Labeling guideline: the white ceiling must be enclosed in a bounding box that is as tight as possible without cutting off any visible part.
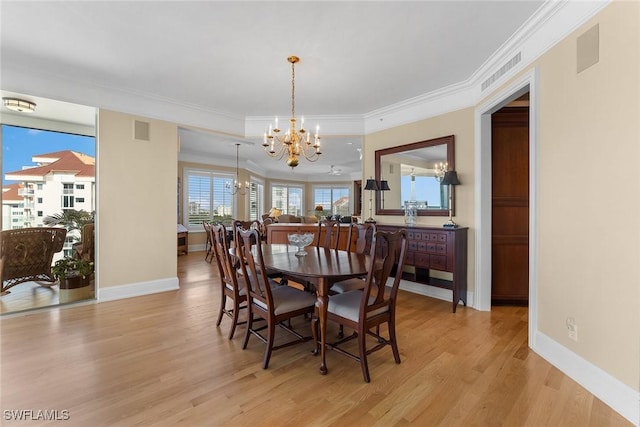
[0,1,546,181]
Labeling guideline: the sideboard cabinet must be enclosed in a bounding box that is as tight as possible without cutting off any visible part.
[377,225,468,312]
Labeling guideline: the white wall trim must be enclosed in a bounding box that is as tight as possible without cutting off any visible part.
[97,277,179,303]
[534,331,640,426]
[399,279,473,311]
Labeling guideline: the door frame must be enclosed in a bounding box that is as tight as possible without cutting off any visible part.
[474,68,539,347]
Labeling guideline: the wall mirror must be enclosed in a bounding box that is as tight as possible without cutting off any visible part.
[374,135,454,216]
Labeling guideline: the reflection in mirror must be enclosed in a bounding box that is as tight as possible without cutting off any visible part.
[375,135,454,217]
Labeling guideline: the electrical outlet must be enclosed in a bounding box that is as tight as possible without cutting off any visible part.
[566,317,578,341]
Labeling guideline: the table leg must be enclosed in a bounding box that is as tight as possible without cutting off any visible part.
[316,278,328,375]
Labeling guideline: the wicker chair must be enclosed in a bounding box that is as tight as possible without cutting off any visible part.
[1,227,67,295]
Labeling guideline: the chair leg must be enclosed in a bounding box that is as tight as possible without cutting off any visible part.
[262,319,276,369]
[228,299,240,340]
[216,294,227,327]
[358,327,371,383]
[388,321,401,364]
[242,310,253,349]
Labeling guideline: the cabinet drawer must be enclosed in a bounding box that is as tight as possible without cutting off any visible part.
[408,241,418,251]
[405,251,415,265]
[413,253,430,268]
[430,255,447,270]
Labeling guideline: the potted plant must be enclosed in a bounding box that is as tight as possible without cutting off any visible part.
[52,257,93,290]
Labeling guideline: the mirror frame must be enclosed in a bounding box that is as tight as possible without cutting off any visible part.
[374,135,455,217]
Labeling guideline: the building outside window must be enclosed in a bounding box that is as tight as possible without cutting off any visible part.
[184,168,235,230]
[313,185,351,217]
[271,184,303,215]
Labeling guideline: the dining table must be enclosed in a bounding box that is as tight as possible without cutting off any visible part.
[255,243,369,375]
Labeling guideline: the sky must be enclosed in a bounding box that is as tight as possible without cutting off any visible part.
[2,125,95,185]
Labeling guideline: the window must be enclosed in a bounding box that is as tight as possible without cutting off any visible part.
[249,179,265,221]
[76,197,85,203]
[37,184,43,190]
[37,197,43,203]
[76,184,84,190]
[314,186,351,217]
[62,195,74,208]
[63,183,74,194]
[271,184,303,215]
[37,211,43,217]
[184,168,235,230]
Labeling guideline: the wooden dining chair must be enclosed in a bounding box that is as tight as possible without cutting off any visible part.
[330,223,376,294]
[313,229,408,382]
[316,219,341,249]
[210,223,247,340]
[236,228,316,369]
[203,221,214,263]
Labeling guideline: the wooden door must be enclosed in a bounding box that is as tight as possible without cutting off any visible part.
[491,106,529,305]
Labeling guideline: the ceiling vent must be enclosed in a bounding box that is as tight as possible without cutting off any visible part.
[481,52,522,92]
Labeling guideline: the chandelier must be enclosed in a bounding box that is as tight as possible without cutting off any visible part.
[262,56,322,168]
[225,143,250,196]
[434,162,448,182]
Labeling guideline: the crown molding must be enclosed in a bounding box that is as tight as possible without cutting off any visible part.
[362,0,611,134]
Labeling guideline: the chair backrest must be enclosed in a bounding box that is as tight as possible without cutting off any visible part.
[236,228,274,310]
[74,222,95,262]
[210,223,242,296]
[359,229,408,321]
[346,223,376,254]
[316,219,341,249]
[1,227,67,291]
[232,219,261,245]
[203,221,212,246]
[260,218,274,241]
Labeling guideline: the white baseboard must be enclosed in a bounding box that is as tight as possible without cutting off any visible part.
[97,277,180,302]
[533,330,639,426]
[189,244,207,253]
[399,279,474,310]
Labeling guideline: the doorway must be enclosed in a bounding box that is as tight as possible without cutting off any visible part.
[474,68,539,346]
[491,97,530,305]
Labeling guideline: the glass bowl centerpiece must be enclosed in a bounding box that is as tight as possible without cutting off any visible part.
[288,233,314,256]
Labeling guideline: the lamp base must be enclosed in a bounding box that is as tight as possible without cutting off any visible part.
[443,221,459,228]
[364,218,377,224]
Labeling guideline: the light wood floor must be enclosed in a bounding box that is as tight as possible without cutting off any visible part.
[0,280,95,314]
[0,252,631,426]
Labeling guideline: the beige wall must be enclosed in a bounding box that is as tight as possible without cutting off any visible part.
[97,110,178,287]
[532,1,639,390]
[363,1,639,391]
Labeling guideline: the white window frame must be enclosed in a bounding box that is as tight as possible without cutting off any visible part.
[270,183,304,216]
[249,176,265,221]
[312,184,352,217]
[183,167,236,231]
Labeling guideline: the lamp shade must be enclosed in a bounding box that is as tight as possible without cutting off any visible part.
[379,180,390,191]
[268,207,282,218]
[364,178,379,191]
[440,171,460,186]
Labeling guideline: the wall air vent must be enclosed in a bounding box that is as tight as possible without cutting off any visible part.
[481,52,522,92]
[134,120,150,141]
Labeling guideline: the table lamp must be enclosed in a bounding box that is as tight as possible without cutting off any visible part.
[379,180,390,209]
[440,171,460,228]
[364,178,379,223]
[268,207,282,220]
